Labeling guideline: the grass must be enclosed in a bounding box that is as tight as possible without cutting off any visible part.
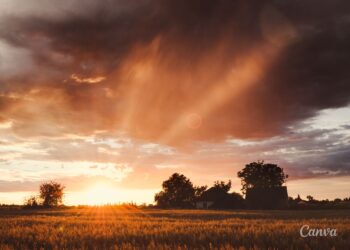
[0,207,349,249]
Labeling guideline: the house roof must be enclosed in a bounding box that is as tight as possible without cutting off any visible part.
[197,187,229,202]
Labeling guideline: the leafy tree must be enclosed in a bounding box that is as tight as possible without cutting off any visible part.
[306,195,314,202]
[39,181,65,207]
[237,161,288,194]
[24,195,40,208]
[155,173,198,208]
[213,180,231,193]
[194,185,207,197]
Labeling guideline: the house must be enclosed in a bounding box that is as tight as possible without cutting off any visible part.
[196,187,227,209]
[245,186,288,209]
[196,200,214,209]
[196,187,244,209]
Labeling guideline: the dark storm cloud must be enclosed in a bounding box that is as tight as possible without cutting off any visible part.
[0,0,349,142]
[1,0,257,80]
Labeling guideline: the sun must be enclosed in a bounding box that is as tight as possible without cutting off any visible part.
[82,183,118,205]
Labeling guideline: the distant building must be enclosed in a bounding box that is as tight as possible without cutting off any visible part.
[196,187,244,209]
[196,187,224,209]
[245,186,288,209]
[196,200,214,209]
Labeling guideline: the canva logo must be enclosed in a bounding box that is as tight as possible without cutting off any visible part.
[300,225,337,237]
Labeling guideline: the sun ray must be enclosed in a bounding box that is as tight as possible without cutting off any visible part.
[157,31,297,145]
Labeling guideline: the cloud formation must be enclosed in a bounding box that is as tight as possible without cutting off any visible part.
[0,1,349,201]
[0,0,349,145]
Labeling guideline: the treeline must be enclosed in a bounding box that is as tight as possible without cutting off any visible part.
[155,173,244,209]
[155,161,290,209]
[288,195,350,210]
[17,161,350,210]
[154,161,350,210]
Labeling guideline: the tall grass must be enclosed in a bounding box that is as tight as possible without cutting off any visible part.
[0,207,349,249]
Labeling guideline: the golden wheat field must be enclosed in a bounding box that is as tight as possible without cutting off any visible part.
[0,207,349,250]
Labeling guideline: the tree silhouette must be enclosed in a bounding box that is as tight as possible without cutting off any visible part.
[39,181,65,207]
[213,180,231,193]
[155,173,203,208]
[237,161,288,194]
[194,185,207,197]
[306,195,314,202]
[24,195,40,208]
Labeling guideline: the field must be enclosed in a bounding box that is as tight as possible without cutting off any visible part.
[0,207,349,250]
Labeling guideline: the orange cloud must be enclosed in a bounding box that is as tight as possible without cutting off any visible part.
[70,74,106,84]
[0,0,349,199]
[0,1,348,146]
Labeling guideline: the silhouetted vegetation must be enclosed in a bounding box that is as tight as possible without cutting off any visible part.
[23,181,65,208]
[289,195,350,209]
[154,174,242,209]
[154,173,206,208]
[40,181,65,207]
[17,163,348,211]
[237,161,288,194]
[237,161,289,209]
[155,161,290,209]
[154,161,348,210]
[213,180,232,193]
[24,195,40,208]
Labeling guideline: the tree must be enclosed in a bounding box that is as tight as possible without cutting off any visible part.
[306,195,314,202]
[39,181,65,207]
[296,194,302,201]
[155,173,198,208]
[24,195,40,208]
[237,161,288,194]
[213,180,231,193]
[194,185,207,197]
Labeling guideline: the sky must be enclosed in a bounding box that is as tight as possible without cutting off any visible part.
[0,0,349,205]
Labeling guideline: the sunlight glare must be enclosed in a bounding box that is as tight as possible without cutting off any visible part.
[82,183,118,205]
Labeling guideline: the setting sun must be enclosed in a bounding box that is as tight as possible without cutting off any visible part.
[81,183,118,205]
